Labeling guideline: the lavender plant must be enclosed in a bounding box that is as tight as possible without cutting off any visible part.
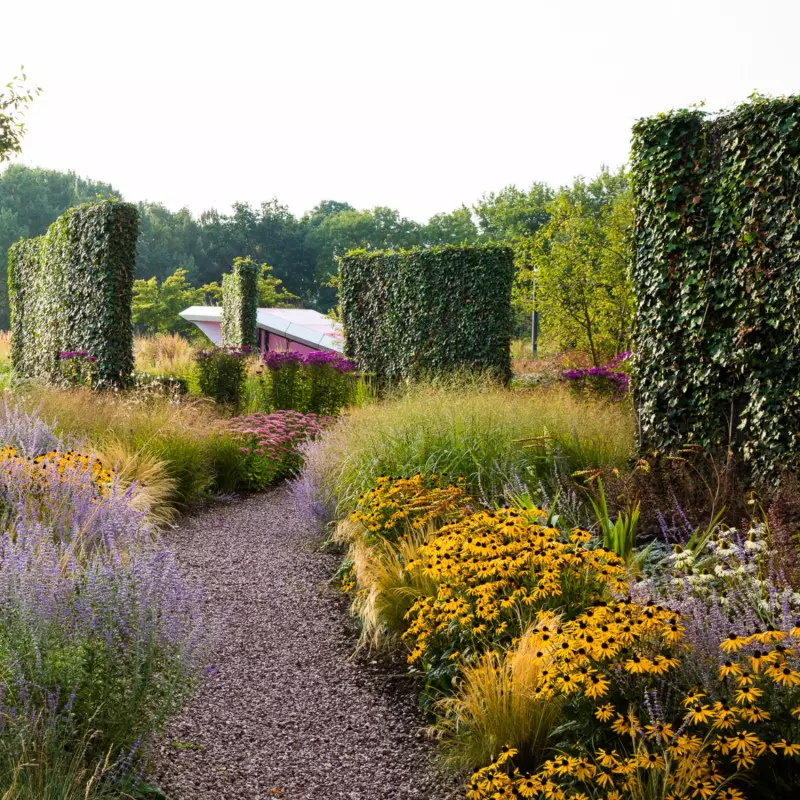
[0,405,205,792]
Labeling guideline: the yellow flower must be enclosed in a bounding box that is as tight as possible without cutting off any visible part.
[686,704,714,726]
[595,704,615,723]
[718,660,743,680]
[720,633,749,652]
[767,664,800,688]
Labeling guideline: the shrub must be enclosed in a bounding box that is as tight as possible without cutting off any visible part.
[302,383,635,518]
[562,350,630,398]
[630,95,800,477]
[57,350,98,387]
[258,349,359,415]
[194,344,251,408]
[339,243,514,384]
[227,410,333,489]
[8,201,138,387]
[221,256,258,348]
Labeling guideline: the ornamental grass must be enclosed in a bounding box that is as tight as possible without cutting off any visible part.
[335,474,800,799]
[302,383,635,518]
[21,387,249,509]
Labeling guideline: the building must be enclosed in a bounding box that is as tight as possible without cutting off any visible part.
[179,306,343,354]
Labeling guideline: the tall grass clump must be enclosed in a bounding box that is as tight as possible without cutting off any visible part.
[434,629,562,772]
[134,332,196,379]
[303,382,635,518]
[21,388,249,510]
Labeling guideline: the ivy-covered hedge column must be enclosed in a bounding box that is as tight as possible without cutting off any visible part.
[339,243,514,384]
[8,200,138,387]
[221,256,258,348]
[630,94,800,476]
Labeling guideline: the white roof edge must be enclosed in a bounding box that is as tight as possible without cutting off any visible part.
[179,306,342,352]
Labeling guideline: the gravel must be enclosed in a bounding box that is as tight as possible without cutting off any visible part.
[149,486,460,800]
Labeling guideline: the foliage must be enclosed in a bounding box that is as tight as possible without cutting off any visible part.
[0,69,40,163]
[434,629,563,773]
[301,383,635,520]
[473,182,554,238]
[132,267,220,335]
[340,244,514,383]
[563,350,631,397]
[221,256,258,348]
[0,167,121,328]
[0,405,203,793]
[227,410,333,489]
[630,94,800,477]
[516,181,634,364]
[21,387,251,510]
[258,349,358,415]
[194,344,251,408]
[8,200,139,387]
[134,332,196,380]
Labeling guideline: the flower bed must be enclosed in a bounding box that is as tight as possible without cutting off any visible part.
[228,410,334,489]
[334,474,800,799]
[0,404,203,795]
[258,349,358,415]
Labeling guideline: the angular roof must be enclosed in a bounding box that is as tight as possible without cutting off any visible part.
[179,306,343,352]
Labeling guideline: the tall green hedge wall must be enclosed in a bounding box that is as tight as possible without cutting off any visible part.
[8,201,139,387]
[221,256,258,348]
[630,95,800,476]
[339,243,514,383]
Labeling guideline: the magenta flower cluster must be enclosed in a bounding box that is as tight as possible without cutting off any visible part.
[563,351,631,395]
[195,344,252,362]
[228,410,334,464]
[262,349,357,374]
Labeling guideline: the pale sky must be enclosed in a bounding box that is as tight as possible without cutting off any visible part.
[2,0,798,222]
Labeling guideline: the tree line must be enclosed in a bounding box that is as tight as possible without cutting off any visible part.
[0,163,632,363]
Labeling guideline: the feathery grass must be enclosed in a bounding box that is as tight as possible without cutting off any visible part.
[433,628,562,772]
[304,382,635,517]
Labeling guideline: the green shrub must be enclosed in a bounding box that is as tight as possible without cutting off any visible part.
[302,383,635,518]
[194,345,251,408]
[257,350,358,415]
[339,243,514,384]
[8,201,138,387]
[630,94,800,476]
[221,256,258,348]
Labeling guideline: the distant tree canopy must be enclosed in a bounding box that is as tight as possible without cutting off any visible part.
[1,164,633,351]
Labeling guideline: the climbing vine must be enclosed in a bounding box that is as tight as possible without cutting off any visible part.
[8,201,138,387]
[221,256,258,348]
[339,244,514,384]
[630,95,800,476]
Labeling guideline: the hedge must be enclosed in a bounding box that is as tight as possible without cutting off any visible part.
[339,243,514,383]
[221,256,258,348]
[8,201,138,387]
[630,94,800,476]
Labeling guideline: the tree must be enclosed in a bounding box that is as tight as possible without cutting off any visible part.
[473,182,554,239]
[421,206,479,245]
[0,69,39,163]
[257,262,298,307]
[132,267,221,335]
[517,187,634,365]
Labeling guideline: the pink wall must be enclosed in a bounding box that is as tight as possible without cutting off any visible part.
[267,332,316,355]
[193,322,317,354]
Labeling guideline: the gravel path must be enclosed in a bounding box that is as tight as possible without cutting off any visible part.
[150,486,459,800]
